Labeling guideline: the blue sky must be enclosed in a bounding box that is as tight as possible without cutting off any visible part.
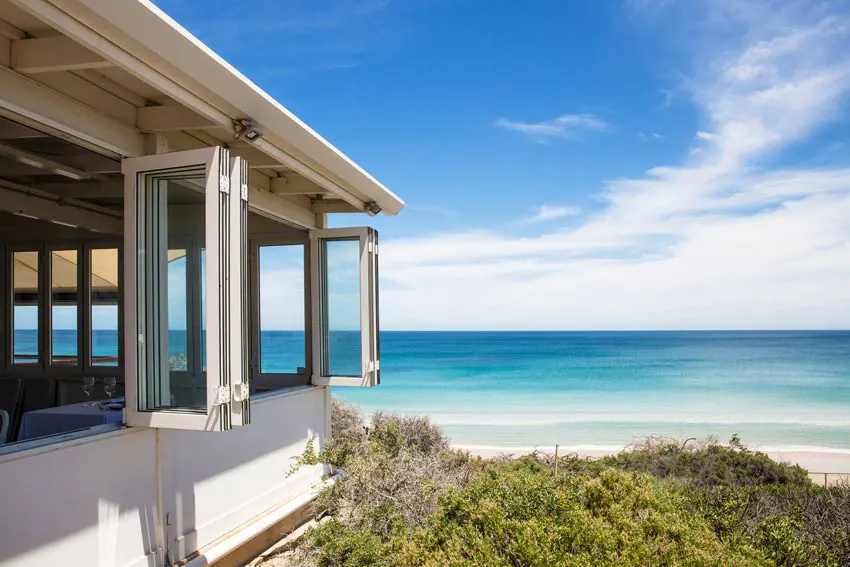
[152,0,850,330]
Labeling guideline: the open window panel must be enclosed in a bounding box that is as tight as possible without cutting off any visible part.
[251,233,311,392]
[123,148,249,431]
[310,227,379,387]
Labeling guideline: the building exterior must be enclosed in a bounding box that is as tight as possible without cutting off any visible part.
[0,1,403,565]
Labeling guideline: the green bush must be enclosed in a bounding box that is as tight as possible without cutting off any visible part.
[391,468,766,567]
[602,435,811,488]
[281,405,850,567]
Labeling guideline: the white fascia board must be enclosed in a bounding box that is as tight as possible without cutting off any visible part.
[11,0,405,216]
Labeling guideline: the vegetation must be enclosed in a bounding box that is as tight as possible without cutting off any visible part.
[280,400,850,567]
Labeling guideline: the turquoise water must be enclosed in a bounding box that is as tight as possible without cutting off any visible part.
[24,329,850,452]
[335,331,850,453]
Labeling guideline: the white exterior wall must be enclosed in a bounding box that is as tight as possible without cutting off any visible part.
[0,386,329,567]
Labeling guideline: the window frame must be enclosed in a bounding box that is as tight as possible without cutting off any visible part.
[7,245,45,374]
[309,227,380,387]
[5,242,123,379]
[250,234,312,391]
[86,244,123,375]
[122,148,250,431]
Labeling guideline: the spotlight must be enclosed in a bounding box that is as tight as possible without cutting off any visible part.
[364,201,382,215]
[233,119,263,143]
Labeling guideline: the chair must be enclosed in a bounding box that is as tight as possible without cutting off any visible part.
[0,378,24,444]
[0,410,10,445]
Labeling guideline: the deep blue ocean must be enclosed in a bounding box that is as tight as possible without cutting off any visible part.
[21,329,850,452]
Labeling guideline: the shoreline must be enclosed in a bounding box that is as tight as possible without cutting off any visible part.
[452,443,850,486]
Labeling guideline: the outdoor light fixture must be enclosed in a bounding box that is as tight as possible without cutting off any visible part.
[233,119,263,142]
[364,201,382,215]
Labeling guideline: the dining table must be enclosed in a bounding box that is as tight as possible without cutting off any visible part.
[17,398,125,441]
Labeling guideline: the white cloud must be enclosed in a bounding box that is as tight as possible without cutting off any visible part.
[516,205,582,225]
[494,114,610,143]
[380,4,850,330]
[639,132,665,141]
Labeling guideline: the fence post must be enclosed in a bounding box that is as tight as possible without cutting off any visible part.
[554,444,559,477]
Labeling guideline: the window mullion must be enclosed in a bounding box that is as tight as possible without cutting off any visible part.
[39,244,47,371]
[155,180,170,408]
[81,244,91,373]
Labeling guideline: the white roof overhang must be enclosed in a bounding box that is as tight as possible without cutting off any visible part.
[0,0,404,222]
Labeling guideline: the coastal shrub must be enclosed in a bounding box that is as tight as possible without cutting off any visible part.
[281,405,849,567]
[296,519,387,567]
[695,484,850,567]
[391,468,766,567]
[296,400,469,539]
[602,435,811,488]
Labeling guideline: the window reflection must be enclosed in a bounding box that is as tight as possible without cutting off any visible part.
[167,249,188,372]
[137,172,207,413]
[51,250,79,366]
[259,244,306,374]
[324,239,362,377]
[13,250,39,365]
[90,248,119,366]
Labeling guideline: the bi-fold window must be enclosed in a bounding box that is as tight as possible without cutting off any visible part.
[123,147,380,432]
[123,147,249,431]
[6,245,121,373]
[310,228,380,387]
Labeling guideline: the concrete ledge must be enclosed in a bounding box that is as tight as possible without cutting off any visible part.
[176,476,336,567]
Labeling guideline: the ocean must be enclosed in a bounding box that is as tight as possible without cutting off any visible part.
[334,331,850,454]
[23,329,850,453]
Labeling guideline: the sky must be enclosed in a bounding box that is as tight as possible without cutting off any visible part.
[149,0,850,330]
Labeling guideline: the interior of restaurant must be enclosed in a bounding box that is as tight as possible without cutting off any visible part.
[0,115,310,446]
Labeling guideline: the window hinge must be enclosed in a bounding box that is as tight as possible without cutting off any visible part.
[241,182,248,201]
[214,386,231,405]
[232,383,250,402]
[219,174,229,193]
[363,360,378,377]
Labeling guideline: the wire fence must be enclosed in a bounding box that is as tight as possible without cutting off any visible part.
[808,472,850,487]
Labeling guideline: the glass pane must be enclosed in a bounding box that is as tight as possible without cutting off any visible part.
[259,244,306,374]
[324,239,361,376]
[13,250,39,365]
[138,170,206,412]
[51,249,78,366]
[90,248,119,366]
[167,250,188,371]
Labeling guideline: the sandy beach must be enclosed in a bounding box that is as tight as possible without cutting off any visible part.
[454,444,850,486]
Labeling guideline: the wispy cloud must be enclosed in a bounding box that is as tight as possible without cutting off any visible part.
[494,114,610,143]
[516,205,582,225]
[380,2,850,330]
[639,132,665,141]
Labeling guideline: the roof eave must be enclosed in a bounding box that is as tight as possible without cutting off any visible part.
[14,0,405,216]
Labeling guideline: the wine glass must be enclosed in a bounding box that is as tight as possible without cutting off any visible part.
[104,377,117,399]
[82,376,96,402]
